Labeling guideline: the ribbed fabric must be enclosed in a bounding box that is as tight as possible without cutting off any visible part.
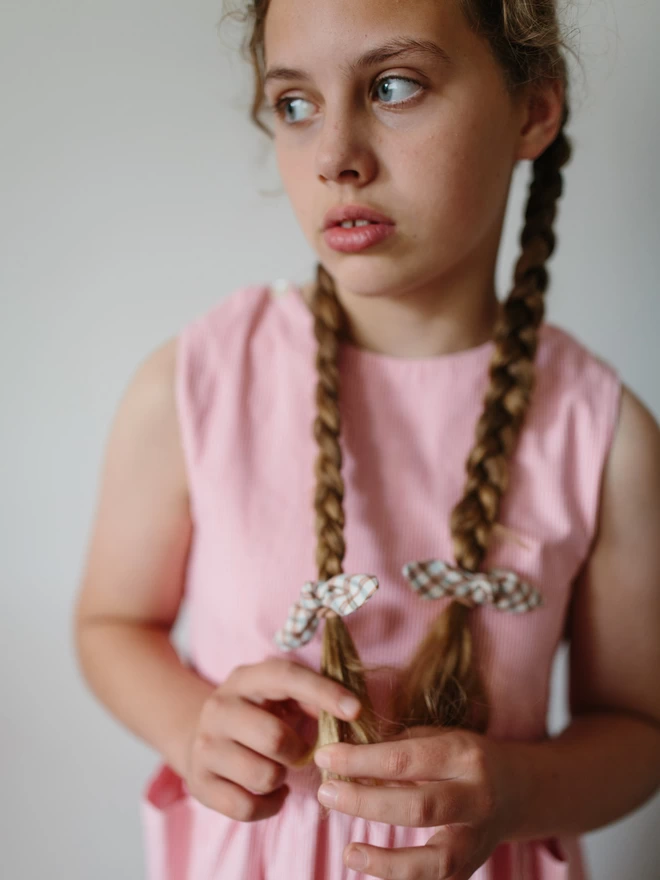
[141,281,622,880]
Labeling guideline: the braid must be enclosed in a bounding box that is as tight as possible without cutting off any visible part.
[237,0,577,757]
[310,263,381,763]
[395,105,573,733]
[311,263,347,581]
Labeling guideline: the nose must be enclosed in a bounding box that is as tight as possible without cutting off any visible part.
[314,107,377,186]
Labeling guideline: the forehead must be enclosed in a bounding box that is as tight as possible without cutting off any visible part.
[264,0,469,67]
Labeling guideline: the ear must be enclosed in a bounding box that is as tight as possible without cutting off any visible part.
[515,78,566,162]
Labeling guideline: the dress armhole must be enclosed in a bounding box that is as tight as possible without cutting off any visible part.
[563,364,622,643]
[173,317,215,525]
[586,368,623,559]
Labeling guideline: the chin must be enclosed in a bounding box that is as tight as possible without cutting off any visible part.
[320,256,414,300]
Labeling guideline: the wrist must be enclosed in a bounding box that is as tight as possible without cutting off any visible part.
[161,676,214,778]
[495,738,536,843]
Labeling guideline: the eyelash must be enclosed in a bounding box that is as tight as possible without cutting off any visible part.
[271,75,424,124]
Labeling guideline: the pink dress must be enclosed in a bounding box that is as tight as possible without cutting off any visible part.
[141,281,622,880]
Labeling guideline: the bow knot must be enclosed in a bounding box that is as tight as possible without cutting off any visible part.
[275,574,379,651]
[402,559,543,613]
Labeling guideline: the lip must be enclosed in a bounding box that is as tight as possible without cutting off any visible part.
[323,222,396,254]
[322,204,395,231]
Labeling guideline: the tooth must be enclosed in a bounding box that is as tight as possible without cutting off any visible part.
[338,219,373,228]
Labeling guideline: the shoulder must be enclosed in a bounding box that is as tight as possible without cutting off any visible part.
[119,336,179,438]
[534,321,622,452]
[110,283,275,507]
[536,322,623,451]
[98,336,188,517]
[175,278,310,395]
[601,383,660,543]
[173,278,287,384]
[172,280,298,468]
[179,282,279,357]
[538,322,619,386]
[107,283,276,496]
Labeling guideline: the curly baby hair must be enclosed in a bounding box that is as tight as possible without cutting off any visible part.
[224,0,574,747]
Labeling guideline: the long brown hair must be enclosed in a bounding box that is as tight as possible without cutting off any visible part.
[225,0,574,744]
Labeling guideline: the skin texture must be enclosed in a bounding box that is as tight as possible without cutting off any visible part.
[74,0,660,877]
[263,0,562,358]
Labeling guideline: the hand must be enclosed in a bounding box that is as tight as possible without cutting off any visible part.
[313,726,523,879]
[185,657,362,822]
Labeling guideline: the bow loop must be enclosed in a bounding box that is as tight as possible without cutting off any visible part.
[402,559,543,613]
[275,573,379,651]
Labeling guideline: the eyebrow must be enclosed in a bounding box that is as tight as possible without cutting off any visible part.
[263,37,451,87]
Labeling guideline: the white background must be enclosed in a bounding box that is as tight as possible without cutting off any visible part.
[1,1,659,877]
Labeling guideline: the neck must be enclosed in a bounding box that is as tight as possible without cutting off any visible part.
[301,264,501,360]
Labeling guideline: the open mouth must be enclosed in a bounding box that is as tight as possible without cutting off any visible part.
[334,219,378,228]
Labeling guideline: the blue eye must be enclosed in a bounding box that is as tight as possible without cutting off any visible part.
[373,76,421,104]
[274,97,314,124]
[272,75,422,126]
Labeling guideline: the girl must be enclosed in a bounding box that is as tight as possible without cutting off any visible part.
[74,0,660,878]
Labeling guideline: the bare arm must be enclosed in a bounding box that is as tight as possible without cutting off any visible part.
[74,340,363,818]
[74,338,213,777]
[506,384,660,840]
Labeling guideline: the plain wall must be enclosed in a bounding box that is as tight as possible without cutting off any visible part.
[1,1,658,877]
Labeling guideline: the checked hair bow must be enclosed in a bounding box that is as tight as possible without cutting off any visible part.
[401,559,543,613]
[274,573,380,651]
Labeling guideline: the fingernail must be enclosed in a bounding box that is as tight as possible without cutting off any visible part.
[339,696,361,717]
[317,783,338,806]
[314,748,332,769]
[346,848,367,870]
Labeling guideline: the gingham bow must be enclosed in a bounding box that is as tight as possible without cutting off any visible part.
[401,559,543,613]
[274,574,379,651]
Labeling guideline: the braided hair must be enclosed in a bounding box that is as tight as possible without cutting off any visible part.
[396,106,572,731]
[307,108,572,740]
[231,0,575,745]
[309,265,381,753]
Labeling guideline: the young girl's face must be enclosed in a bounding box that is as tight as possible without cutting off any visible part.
[263,0,531,301]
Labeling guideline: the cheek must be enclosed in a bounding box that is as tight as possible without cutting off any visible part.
[398,124,511,239]
[276,147,314,221]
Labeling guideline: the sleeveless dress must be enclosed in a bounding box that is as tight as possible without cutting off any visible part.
[141,280,622,880]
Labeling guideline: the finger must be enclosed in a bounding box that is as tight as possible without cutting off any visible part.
[314,733,464,782]
[342,840,464,880]
[202,739,287,795]
[317,779,474,826]
[298,700,320,718]
[388,725,449,741]
[213,696,309,765]
[263,698,318,728]
[196,774,289,823]
[227,658,362,720]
